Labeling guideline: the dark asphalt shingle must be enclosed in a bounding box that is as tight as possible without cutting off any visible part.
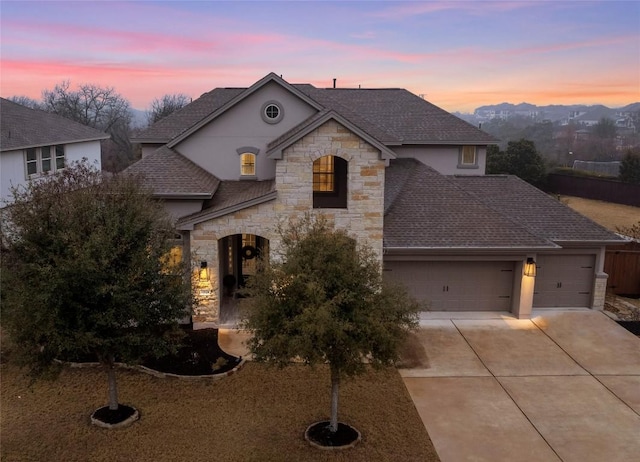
[1,98,109,151]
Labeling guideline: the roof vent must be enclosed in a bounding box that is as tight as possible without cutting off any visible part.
[333,78,336,89]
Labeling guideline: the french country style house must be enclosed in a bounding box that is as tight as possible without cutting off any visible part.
[129,73,625,325]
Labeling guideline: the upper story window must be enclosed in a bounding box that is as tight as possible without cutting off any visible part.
[25,145,65,177]
[313,155,348,209]
[240,153,256,176]
[237,146,259,178]
[261,100,284,124]
[459,146,478,168]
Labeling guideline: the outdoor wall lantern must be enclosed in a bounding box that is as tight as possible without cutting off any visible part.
[524,258,537,277]
[199,261,210,281]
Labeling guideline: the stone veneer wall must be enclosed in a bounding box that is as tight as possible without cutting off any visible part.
[592,272,608,310]
[189,119,386,323]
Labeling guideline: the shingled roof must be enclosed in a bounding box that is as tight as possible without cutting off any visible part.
[176,179,276,229]
[451,175,626,244]
[384,159,553,249]
[384,159,625,249]
[1,98,109,151]
[132,76,496,147]
[124,146,220,198]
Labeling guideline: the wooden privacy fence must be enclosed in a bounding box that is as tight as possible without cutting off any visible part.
[547,173,640,207]
[605,241,640,296]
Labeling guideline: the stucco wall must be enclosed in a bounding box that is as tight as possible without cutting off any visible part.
[175,81,317,181]
[393,145,487,175]
[188,119,385,323]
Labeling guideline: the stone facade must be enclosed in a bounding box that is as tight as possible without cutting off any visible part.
[592,272,609,310]
[189,120,386,323]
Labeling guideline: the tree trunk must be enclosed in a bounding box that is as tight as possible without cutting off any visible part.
[106,356,119,411]
[329,367,340,433]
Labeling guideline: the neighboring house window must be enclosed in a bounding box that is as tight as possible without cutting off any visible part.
[25,145,65,177]
[459,146,478,168]
[237,146,259,178]
[313,155,348,208]
[260,100,284,124]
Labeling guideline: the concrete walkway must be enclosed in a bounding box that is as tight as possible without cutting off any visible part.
[400,310,640,462]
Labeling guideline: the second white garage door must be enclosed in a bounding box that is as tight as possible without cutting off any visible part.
[384,261,515,311]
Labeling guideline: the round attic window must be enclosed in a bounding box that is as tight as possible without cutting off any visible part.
[261,101,284,124]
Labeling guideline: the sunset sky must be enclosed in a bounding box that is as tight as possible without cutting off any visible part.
[1,1,638,113]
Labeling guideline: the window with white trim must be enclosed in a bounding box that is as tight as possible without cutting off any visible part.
[25,145,65,177]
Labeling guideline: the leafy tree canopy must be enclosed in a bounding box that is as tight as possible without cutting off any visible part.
[1,161,193,390]
[241,215,420,432]
[619,149,640,184]
[486,139,547,186]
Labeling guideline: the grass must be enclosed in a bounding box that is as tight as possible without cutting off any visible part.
[560,195,640,231]
[1,361,439,462]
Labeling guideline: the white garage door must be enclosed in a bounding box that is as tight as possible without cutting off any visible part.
[384,261,515,311]
[533,255,595,308]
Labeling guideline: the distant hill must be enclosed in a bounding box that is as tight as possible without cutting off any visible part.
[454,102,640,126]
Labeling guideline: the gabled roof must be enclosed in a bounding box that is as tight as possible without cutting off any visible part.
[266,110,396,160]
[0,98,109,151]
[384,159,554,250]
[124,146,220,199]
[131,88,244,144]
[131,73,497,148]
[166,73,323,148]
[176,179,276,230]
[450,175,626,244]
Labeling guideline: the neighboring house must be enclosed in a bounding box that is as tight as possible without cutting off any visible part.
[129,73,626,325]
[0,98,109,204]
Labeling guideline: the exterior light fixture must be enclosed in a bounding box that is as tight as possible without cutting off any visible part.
[199,261,210,281]
[524,258,537,277]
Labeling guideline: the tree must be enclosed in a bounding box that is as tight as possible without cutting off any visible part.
[486,139,547,186]
[1,161,194,419]
[240,215,419,435]
[42,81,134,172]
[147,93,190,125]
[7,95,42,110]
[619,150,640,184]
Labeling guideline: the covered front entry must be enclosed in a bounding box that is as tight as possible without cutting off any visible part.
[384,260,515,311]
[533,254,595,308]
[218,234,269,325]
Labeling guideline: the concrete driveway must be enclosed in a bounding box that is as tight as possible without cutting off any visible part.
[399,310,640,462]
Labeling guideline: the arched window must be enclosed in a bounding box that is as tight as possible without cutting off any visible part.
[237,146,259,178]
[313,155,348,208]
[240,153,256,176]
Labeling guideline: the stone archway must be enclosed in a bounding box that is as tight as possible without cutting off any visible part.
[218,233,269,325]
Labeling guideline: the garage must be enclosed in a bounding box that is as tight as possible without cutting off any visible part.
[384,261,515,311]
[533,254,595,308]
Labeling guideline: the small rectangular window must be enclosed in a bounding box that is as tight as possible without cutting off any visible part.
[461,146,476,165]
[41,146,52,172]
[55,146,65,169]
[26,148,37,175]
[240,153,256,176]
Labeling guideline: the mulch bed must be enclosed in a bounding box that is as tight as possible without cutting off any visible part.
[306,421,360,447]
[141,328,240,376]
[617,321,640,336]
[92,404,137,425]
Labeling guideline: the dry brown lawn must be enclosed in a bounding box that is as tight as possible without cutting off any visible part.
[560,195,640,231]
[1,362,439,462]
